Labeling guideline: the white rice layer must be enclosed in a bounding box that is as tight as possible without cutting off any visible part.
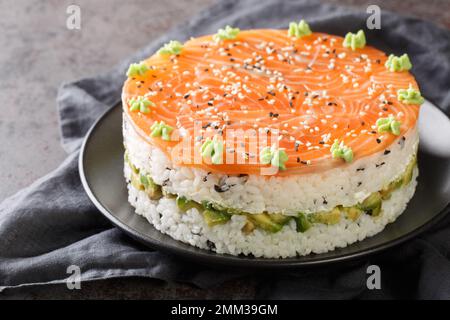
[124,115,419,214]
[125,165,418,258]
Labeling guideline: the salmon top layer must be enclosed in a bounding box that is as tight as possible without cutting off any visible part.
[122,29,421,176]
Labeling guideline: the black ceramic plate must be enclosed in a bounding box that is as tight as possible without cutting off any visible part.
[79,101,450,268]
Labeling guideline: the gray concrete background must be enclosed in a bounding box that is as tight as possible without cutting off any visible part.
[0,0,449,299]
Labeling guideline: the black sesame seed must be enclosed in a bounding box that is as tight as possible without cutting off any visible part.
[376,162,386,168]
[206,240,216,250]
[376,138,382,144]
[384,150,391,155]
[214,184,230,193]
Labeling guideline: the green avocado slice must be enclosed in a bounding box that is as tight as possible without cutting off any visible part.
[343,206,363,221]
[176,196,202,212]
[380,177,403,200]
[202,209,231,226]
[269,213,292,225]
[140,174,162,200]
[295,212,312,232]
[248,213,283,233]
[402,156,417,186]
[309,207,341,225]
[360,192,382,216]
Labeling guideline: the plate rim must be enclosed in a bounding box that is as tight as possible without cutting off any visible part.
[79,102,450,268]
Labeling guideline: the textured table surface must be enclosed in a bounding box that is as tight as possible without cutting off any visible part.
[1,0,449,299]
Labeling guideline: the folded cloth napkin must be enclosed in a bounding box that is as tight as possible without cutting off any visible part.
[1,0,450,298]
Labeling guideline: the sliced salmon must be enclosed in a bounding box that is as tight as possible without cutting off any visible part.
[122,29,420,175]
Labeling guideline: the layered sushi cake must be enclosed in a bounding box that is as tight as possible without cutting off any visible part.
[122,23,423,258]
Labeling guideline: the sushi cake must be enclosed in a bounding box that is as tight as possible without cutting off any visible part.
[122,23,423,258]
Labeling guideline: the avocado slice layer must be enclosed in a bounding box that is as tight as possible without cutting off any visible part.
[125,152,417,233]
